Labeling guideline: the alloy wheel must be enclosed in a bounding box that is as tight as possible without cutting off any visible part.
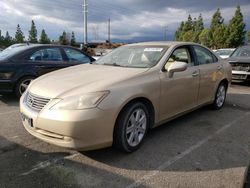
[126,108,147,147]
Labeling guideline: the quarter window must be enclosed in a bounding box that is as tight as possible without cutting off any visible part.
[194,46,216,65]
[29,48,63,61]
[64,48,91,63]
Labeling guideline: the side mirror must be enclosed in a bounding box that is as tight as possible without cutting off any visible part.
[166,61,188,78]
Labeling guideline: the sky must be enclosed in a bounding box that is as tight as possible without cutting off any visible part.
[0,0,249,43]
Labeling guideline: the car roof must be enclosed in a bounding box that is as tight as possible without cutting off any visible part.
[15,44,76,50]
[126,41,196,47]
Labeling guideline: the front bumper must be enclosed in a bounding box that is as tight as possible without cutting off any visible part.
[232,70,250,81]
[20,95,116,150]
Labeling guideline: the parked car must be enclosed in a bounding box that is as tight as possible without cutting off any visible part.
[215,48,235,59]
[0,44,95,97]
[227,46,250,81]
[20,42,231,152]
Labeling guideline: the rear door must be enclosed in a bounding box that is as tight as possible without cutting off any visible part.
[192,45,224,105]
[159,45,200,121]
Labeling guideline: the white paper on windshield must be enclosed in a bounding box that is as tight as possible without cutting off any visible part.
[144,48,163,52]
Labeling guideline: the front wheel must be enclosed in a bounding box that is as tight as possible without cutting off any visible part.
[212,83,227,110]
[15,76,35,98]
[113,102,150,152]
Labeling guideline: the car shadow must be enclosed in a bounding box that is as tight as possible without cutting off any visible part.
[82,93,250,172]
[232,81,250,87]
[0,94,19,107]
[0,136,137,188]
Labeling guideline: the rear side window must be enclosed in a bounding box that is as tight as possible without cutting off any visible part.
[63,48,91,63]
[194,46,217,65]
[29,48,63,61]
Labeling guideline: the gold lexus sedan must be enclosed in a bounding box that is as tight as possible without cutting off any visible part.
[20,42,232,152]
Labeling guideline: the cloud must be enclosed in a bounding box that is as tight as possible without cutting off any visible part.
[0,0,249,42]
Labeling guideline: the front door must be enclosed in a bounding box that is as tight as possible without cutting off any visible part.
[159,46,200,121]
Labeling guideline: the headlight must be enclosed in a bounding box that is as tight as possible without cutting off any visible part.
[50,91,109,110]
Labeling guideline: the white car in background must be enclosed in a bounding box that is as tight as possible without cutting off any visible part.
[216,48,235,59]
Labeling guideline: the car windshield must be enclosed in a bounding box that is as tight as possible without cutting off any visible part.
[95,46,168,68]
[216,49,234,56]
[0,46,28,61]
[231,46,250,57]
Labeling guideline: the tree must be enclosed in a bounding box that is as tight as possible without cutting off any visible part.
[4,31,13,47]
[213,25,227,48]
[181,15,195,42]
[226,6,246,47]
[199,29,211,47]
[0,30,3,46]
[247,30,250,44]
[28,20,38,43]
[182,30,194,42]
[15,24,25,43]
[210,8,225,48]
[59,31,68,45]
[183,15,193,32]
[71,31,76,46]
[175,21,184,41]
[194,14,204,43]
[39,29,50,44]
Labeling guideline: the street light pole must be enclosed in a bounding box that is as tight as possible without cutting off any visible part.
[83,0,88,44]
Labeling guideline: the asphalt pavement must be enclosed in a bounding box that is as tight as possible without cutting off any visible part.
[0,83,250,188]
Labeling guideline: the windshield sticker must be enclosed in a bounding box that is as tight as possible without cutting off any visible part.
[144,48,163,52]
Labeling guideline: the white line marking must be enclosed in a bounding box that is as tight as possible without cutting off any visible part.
[21,153,80,176]
[126,112,250,188]
[0,110,19,116]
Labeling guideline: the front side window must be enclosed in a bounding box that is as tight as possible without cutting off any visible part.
[29,48,63,61]
[194,46,215,65]
[96,46,168,68]
[64,48,91,63]
[165,47,192,69]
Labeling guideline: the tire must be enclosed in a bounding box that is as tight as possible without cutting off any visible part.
[113,102,150,153]
[15,76,35,98]
[212,82,227,110]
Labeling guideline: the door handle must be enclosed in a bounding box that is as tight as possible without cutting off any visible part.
[217,65,222,70]
[192,71,199,77]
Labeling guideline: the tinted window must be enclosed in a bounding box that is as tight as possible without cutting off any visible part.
[194,46,215,65]
[29,48,63,61]
[64,48,90,63]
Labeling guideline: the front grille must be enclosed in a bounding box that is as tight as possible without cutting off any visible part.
[231,63,250,72]
[25,92,51,112]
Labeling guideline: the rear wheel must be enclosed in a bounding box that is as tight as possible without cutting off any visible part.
[212,83,227,110]
[15,76,35,98]
[113,102,150,152]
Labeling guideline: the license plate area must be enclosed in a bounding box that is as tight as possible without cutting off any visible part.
[21,113,33,128]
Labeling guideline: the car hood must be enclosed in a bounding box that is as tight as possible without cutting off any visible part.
[228,57,250,64]
[29,64,149,98]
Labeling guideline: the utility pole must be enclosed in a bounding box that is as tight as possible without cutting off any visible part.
[108,18,111,43]
[83,0,88,44]
[164,26,167,41]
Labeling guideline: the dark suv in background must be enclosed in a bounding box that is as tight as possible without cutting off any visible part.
[228,46,250,82]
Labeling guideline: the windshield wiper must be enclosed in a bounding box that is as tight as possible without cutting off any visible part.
[103,63,124,67]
